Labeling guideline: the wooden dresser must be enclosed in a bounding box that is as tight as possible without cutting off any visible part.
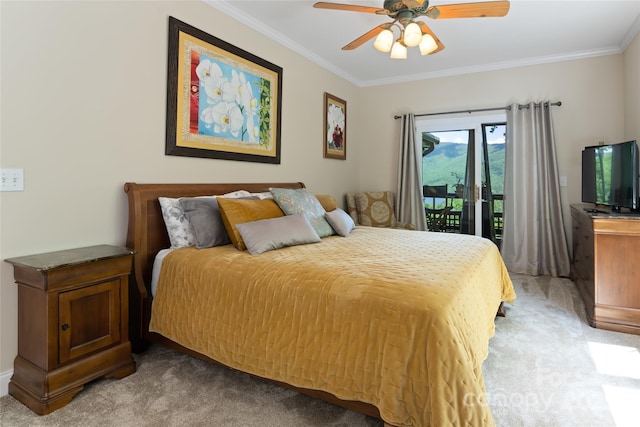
[571,204,640,335]
[5,245,137,414]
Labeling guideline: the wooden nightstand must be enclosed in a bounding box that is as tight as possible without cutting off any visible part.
[5,245,137,415]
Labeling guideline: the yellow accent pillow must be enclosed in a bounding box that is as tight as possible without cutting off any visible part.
[217,198,284,250]
[314,194,338,212]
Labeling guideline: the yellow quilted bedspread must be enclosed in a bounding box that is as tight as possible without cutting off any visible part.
[150,227,515,427]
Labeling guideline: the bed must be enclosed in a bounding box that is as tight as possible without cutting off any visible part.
[124,181,516,427]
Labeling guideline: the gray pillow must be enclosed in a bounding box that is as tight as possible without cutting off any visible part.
[179,197,230,248]
[236,214,321,255]
[325,208,356,237]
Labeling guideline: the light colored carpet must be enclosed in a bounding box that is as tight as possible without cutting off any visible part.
[484,274,640,427]
[1,274,639,426]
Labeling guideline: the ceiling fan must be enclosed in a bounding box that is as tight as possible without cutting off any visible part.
[313,0,510,58]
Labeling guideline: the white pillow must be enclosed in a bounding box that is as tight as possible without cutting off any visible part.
[158,197,200,248]
[249,192,274,199]
[222,190,251,198]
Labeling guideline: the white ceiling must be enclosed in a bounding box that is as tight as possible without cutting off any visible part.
[205,0,640,87]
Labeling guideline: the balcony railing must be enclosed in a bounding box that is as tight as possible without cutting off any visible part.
[425,193,503,238]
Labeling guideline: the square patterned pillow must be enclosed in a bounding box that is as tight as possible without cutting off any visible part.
[217,198,285,250]
[354,191,398,228]
[158,197,200,248]
[270,188,334,237]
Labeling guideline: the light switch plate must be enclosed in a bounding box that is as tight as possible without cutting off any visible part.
[1,168,24,191]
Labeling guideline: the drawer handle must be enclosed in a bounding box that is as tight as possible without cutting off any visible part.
[61,323,70,331]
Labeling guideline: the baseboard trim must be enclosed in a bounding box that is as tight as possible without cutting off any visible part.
[1,369,12,397]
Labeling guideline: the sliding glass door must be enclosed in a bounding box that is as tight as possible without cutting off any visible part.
[417,114,506,245]
[481,123,506,244]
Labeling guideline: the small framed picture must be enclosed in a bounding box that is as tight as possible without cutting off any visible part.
[323,92,346,160]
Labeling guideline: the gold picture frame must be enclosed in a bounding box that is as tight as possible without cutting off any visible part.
[323,92,346,160]
[165,17,282,164]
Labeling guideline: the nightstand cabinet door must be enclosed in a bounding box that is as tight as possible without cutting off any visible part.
[59,279,121,364]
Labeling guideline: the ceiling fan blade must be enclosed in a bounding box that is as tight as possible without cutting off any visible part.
[313,2,386,14]
[426,1,510,19]
[418,22,445,54]
[342,25,387,50]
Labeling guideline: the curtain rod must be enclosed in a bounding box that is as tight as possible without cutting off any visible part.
[393,101,562,119]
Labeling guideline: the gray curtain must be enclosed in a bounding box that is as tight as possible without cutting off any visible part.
[502,102,571,277]
[397,113,428,231]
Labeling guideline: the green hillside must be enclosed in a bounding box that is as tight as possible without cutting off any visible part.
[422,141,505,194]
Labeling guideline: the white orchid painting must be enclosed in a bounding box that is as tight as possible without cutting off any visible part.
[167,17,282,164]
[192,54,271,147]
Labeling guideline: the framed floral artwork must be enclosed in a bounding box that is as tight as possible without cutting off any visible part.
[165,17,282,164]
[323,92,347,160]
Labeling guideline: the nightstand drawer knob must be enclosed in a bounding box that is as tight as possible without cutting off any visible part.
[61,323,70,331]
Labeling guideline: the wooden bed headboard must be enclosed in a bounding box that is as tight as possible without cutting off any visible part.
[123,181,305,350]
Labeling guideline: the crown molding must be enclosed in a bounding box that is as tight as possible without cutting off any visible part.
[358,47,623,87]
[621,13,640,51]
[202,0,631,88]
[202,0,361,86]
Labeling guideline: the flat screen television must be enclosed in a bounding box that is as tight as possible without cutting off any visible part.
[581,140,639,212]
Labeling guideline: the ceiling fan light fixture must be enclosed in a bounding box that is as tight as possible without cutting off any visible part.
[419,33,438,55]
[315,0,512,59]
[403,22,422,47]
[390,40,408,59]
[373,29,394,52]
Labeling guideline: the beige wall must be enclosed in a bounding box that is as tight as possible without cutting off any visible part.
[625,32,640,141]
[0,0,636,390]
[0,0,361,378]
